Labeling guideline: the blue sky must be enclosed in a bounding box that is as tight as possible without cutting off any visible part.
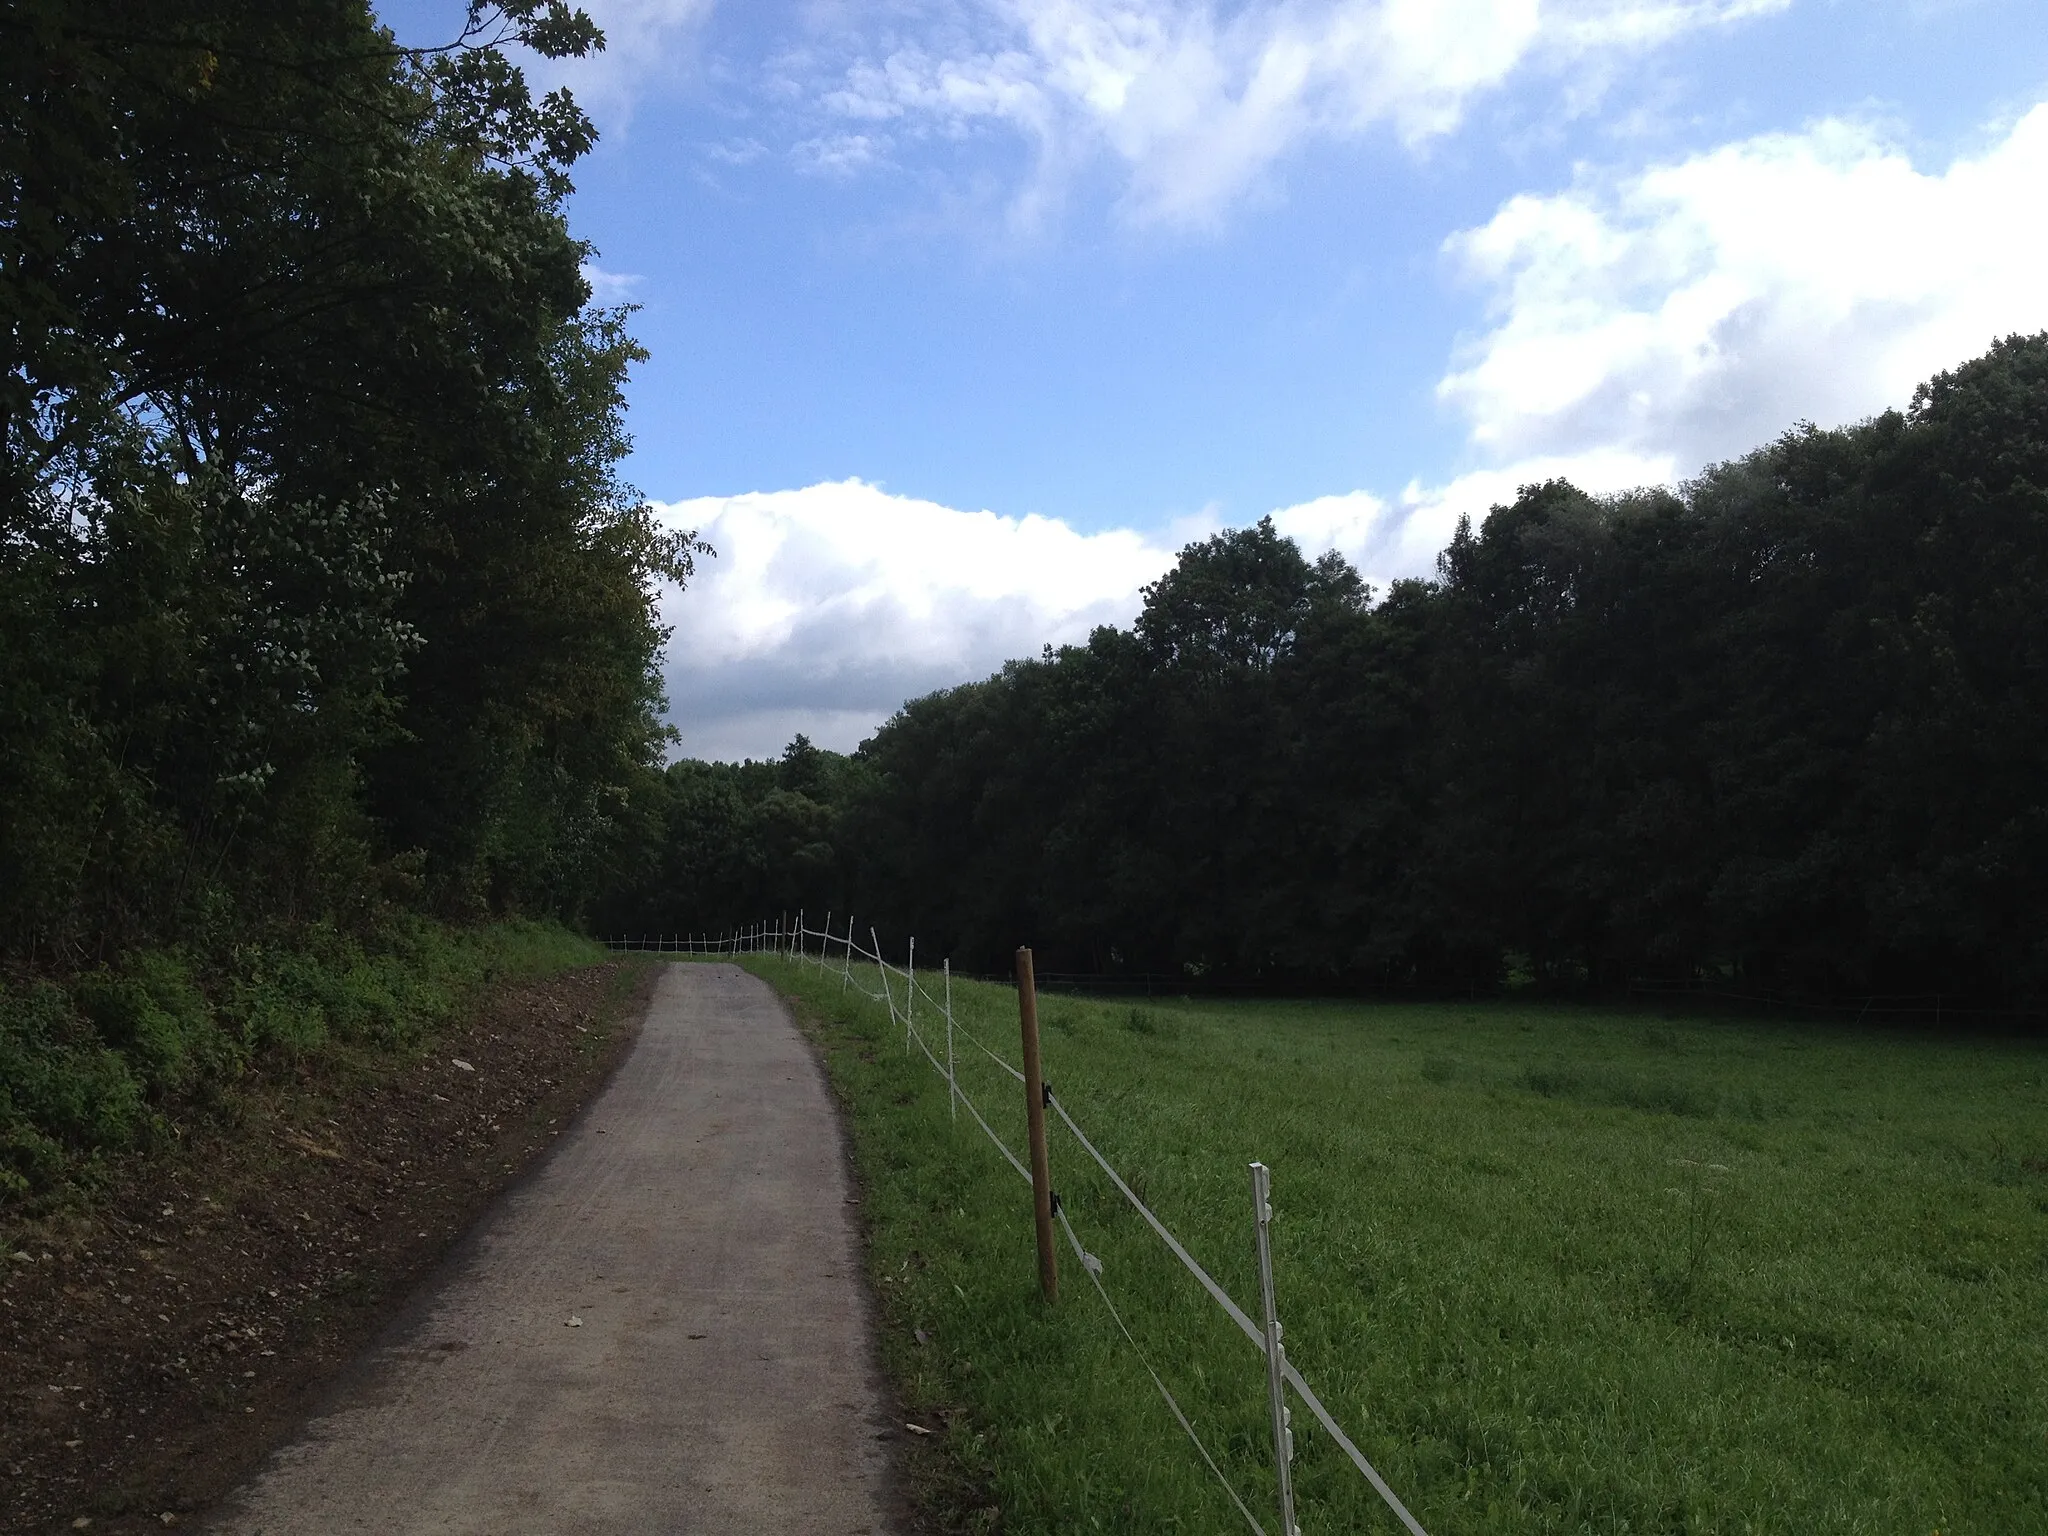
[380,0,2048,759]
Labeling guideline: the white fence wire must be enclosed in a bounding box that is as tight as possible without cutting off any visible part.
[608,917,1429,1536]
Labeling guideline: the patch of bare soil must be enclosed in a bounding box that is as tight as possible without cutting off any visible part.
[0,957,657,1535]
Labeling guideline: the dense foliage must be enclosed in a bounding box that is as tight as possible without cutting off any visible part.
[605,337,2048,1005]
[2,0,696,957]
[2,1,692,1196]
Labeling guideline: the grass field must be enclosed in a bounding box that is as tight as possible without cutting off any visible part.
[741,951,2048,1535]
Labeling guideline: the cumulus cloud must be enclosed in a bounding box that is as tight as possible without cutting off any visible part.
[653,464,1697,761]
[654,480,1178,758]
[805,0,1786,227]
[1438,102,2048,471]
[1263,444,1673,589]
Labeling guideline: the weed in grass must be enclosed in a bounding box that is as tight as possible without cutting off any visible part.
[1648,1157,1728,1316]
[1420,1054,1469,1085]
[1520,1061,1719,1117]
[1122,1007,1167,1038]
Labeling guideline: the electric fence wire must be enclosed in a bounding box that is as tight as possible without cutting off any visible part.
[848,941,1289,1532]
[888,987,1269,1530]
[705,921,1431,1535]
[1053,1203,1270,1536]
[819,925,1273,1526]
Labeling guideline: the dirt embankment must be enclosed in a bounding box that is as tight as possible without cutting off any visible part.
[0,956,657,1535]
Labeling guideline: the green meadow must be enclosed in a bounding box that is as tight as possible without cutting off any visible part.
[743,952,2047,1535]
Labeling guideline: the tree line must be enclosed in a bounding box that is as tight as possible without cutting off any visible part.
[601,336,2048,1008]
[0,1,711,1196]
[2,0,698,968]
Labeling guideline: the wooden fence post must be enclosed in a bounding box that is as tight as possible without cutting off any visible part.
[1016,946,1058,1303]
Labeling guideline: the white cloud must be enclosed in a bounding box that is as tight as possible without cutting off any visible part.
[580,262,643,303]
[655,462,1699,761]
[530,0,717,130]
[654,479,1177,758]
[1265,444,1673,586]
[703,136,768,165]
[792,132,889,176]
[654,457,1716,760]
[1439,102,2048,471]
[806,0,1787,227]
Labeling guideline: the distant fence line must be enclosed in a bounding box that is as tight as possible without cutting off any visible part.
[605,933,2045,1026]
[1626,979,2047,1029]
[605,915,1430,1536]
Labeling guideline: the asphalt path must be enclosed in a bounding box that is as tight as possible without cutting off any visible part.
[209,962,904,1535]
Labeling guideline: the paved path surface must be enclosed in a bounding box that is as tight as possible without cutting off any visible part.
[209,963,903,1535]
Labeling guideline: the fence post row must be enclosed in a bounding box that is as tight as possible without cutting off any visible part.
[1252,1162,1299,1536]
[668,914,1426,1534]
[1016,946,1058,1304]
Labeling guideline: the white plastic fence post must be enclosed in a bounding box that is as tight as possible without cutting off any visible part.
[797,908,804,963]
[1251,1162,1299,1536]
[821,911,832,970]
[841,913,854,991]
[944,959,957,1123]
[906,936,916,1055]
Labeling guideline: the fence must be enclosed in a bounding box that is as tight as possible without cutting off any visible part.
[1625,978,2047,1029]
[609,915,1429,1536]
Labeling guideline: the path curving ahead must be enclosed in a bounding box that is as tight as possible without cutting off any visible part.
[209,962,904,1536]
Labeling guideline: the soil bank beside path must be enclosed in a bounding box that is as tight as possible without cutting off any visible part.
[3,958,654,1536]
[208,961,905,1535]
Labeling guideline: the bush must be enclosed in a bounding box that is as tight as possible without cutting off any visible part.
[0,980,151,1199]
[0,920,605,1210]
[75,953,241,1099]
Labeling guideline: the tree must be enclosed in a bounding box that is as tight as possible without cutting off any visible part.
[0,0,701,960]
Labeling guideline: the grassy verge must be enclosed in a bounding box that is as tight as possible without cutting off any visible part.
[1,918,605,1216]
[749,952,2048,1534]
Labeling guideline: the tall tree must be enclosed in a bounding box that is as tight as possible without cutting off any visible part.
[0,0,699,962]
